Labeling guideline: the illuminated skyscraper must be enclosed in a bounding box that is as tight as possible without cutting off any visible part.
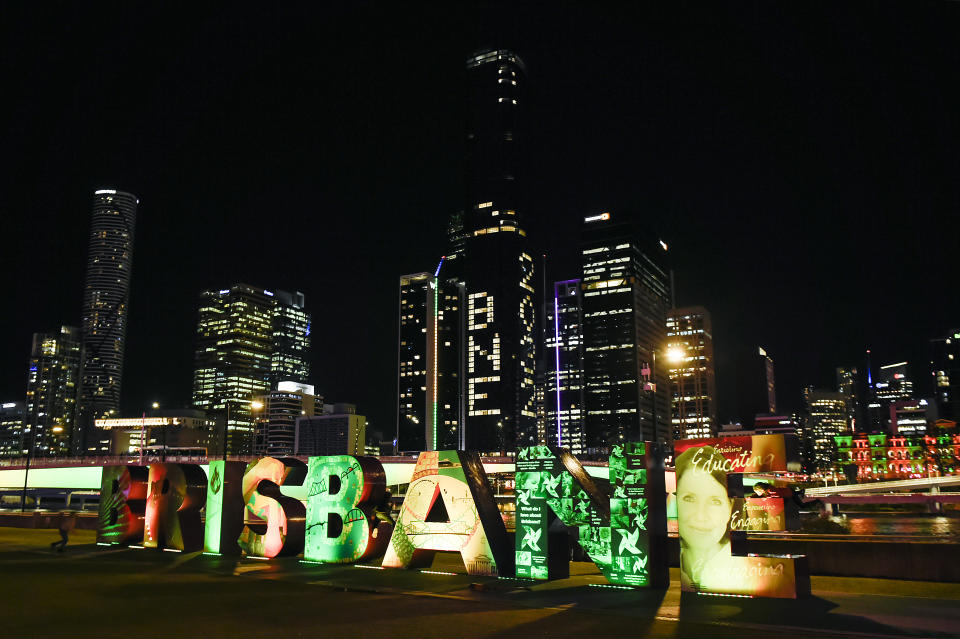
[930,331,960,424]
[666,306,717,441]
[79,189,137,433]
[580,214,671,452]
[544,279,586,453]
[0,401,25,457]
[191,284,310,455]
[803,388,849,470]
[270,290,311,386]
[875,361,914,403]
[463,48,536,453]
[24,326,84,456]
[397,264,463,453]
[835,366,861,431]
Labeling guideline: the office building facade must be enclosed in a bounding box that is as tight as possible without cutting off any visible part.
[804,389,849,471]
[666,306,718,441]
[79,189,138,434]
[462,49,536,454]
[24,326,84,456]
[93,410,220,456]
[397,266,463,453]
[253,382,318,456]
[0,402,25,457]
[191,284,310,455]
[836,366,861,431]
[580,214,671,452]
[295,403,366,456]
[544,279,586,454]
[930,331,959,425]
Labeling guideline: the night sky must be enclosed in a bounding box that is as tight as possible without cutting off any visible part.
[2,2,958,438]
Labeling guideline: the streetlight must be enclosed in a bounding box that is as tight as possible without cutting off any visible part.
[251,400,264,455]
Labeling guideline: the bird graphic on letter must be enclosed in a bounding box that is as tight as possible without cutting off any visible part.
[633,554,648,574]
[542,474,561,498]
[618,528,641,556]
[521,526,542,552]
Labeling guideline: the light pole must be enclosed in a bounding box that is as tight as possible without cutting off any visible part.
[222,400,231,463]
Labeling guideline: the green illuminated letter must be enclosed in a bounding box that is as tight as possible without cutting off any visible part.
[304,455,389,563]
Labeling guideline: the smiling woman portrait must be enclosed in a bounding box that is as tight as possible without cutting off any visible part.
[675,445,740,591]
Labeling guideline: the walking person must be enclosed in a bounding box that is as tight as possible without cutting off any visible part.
[51,511,76,552]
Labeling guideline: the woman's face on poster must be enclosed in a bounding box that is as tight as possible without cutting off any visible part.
[677,467,732,549]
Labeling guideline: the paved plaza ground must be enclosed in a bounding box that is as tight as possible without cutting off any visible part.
[2,527,958,638]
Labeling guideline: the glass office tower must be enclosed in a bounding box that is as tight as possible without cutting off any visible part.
[580,213,671,453]
[192,284,310,455]
[24,326,84,456]
[666,306,718,440]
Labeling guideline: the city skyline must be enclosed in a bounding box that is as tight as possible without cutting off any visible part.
[2,4,958,437]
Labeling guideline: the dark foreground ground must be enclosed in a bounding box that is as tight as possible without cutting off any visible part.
[2,528,959,639]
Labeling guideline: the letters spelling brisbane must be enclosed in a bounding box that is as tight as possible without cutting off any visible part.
[97,438,810,599]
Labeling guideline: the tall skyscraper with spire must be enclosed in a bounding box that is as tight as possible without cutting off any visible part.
[462,48,536,454]
[78,189,138,444]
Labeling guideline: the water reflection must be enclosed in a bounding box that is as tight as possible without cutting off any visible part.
[827,513,960,537]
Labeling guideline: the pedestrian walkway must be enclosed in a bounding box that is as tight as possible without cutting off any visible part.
[2,527,958,638]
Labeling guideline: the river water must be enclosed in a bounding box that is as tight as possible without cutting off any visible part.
[823,512,960,538]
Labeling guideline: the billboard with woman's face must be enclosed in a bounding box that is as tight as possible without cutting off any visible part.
[674,436,809,598]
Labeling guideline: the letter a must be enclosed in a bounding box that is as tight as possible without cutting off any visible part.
[382,450,512,576]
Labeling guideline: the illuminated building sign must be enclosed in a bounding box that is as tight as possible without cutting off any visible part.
[96,418,179,428]
[515,443,667,587]
[673,435,810,598]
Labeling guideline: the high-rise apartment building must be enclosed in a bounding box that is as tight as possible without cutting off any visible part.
[79,189,138,437]
[24,326,84,456]
[462,48,536,454]
[396,266,464,453]
[544,279,586,454]
[580,214,671,452]
[804,388,849,471]
[0,401,25,457]
[191,284,310,455]
[930,331,959,424]
[666,306,718,441]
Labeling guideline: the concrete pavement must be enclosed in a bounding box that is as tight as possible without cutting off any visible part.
[1,528,958,638]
